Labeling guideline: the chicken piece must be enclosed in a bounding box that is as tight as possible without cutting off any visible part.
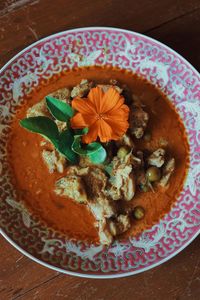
[148,148,165,168]
[97,84,123,94]
[116,133,135,149]
[117,214,131,231]
[71,79,93,98]
[27,99,51,118]
[42,149,66,173]
[55,175,88,204]
[64,165,89,177]
[98,220,113,245]
[106,153,136,201]
[159,158,175,187]
[83,167,108,198]
[48,87,71,104]
[55,119,67,132]
[63,165,115,216]
[129,104,149,139]
[54,164,116,244]
[88,195,116,220]
[83,167,117,218]
[99,214,131,245]
[121,173,136,201]
[79,156,93,168]
[53,163,133,245]
[27,87,71,118]
[108,214,131,236]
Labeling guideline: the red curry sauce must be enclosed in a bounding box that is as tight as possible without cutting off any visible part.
[7,66,189,243]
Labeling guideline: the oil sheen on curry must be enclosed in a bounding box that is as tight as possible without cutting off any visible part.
[8,66,189,245]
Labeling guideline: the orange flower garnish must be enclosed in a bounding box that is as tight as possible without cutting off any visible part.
[71,87,130,144]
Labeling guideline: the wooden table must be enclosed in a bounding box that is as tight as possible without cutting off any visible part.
[0,1,200,299]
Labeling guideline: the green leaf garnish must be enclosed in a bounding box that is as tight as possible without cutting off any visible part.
[88,146,107,164]
[46,96,74,121]
[57,129,78,164]
[72,135,106,163]
[72,136,101,155]
[20,116,59,147]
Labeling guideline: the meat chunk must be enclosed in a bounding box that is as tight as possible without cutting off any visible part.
[116,133,135,149]
[54,165,117,245]
[97,84,123,94]
[83,167,117,219]
[148,148,165,167]
[129,104,149,138]
[98,214,131,245]
[121,173,136,201]
[106,153,136,201]
[48,87,71,104]
[98,220,113,245]
[65,165,89,177]
[83,168,108,198]
[71,79,93,98]
[159,158,175,187]
[54,164,132,245]
[27,87,71,119]
[27,100,51,118]
[55,175,88,204]
[88,195,116,220]
[108,214,131,236]
[55,119,67,132]
[42,150,66,173]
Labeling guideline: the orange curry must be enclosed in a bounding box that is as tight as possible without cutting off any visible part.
[7,66,189,243]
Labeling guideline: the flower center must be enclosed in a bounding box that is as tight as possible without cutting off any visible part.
[96,113,105,120]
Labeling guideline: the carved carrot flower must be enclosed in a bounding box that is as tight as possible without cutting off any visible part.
[70,87,130,143]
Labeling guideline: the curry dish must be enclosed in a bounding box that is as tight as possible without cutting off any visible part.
[8,66,189,245]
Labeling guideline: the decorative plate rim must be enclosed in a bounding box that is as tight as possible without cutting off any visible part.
[0,26,200,279]
[1,26,200,81]
[1,227,200,279]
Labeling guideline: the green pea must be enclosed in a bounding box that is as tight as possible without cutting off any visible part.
[146,166,161,182]
[133,206,145,220]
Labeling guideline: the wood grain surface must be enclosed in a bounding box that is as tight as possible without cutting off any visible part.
[0,1,200,299]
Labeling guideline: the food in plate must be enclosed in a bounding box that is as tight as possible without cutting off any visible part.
[8,66,189,245]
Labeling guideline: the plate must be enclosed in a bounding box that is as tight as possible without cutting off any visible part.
[0,27,200,278]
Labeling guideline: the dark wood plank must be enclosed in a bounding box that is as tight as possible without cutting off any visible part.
[0,237,59,300]
[146,8,200,70]
[0,1,200,299]
[6,236,200,300]
[0,0,200,67]
[0,0,37,17]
